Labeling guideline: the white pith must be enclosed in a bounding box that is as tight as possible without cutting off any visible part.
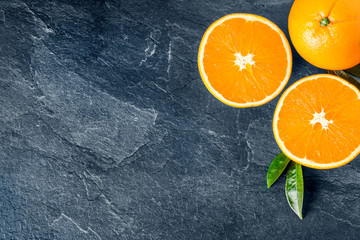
[234,53,255,71]
[310,108,333,130]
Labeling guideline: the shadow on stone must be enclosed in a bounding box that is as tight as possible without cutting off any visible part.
[302,168,321,218]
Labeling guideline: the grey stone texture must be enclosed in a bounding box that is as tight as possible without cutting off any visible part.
[0,0,359,239]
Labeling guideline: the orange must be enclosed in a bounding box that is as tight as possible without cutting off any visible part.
[288,0,360,70]
[198,14,292,108]
[273,74,360,169]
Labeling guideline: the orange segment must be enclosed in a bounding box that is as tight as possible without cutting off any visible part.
[198,14,292,108]
[273,74,360,169]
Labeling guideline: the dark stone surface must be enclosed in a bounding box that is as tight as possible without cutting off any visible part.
[0,0,359,239]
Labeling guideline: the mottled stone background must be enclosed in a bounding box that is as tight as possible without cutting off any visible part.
[0,0,359,239]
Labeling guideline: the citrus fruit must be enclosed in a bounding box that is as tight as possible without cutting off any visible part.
[198,14,292,108]
[273,74,360,169]
[288,0,360,70]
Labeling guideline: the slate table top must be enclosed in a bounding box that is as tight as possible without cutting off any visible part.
[1,0,360,239]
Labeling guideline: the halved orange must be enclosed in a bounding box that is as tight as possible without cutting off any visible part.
[273,74,360,169]
[198,14,292,108]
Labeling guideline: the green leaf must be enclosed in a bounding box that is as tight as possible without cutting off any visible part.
[267,153,291,188]
[345,64,360,78]
[285,161,304,220]
[328,70,360,90]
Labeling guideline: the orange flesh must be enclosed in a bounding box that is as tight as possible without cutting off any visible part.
[276,77,360,165]
[202,17,289,103]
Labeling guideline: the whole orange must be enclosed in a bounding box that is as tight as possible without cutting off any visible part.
[288,0,360,70]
